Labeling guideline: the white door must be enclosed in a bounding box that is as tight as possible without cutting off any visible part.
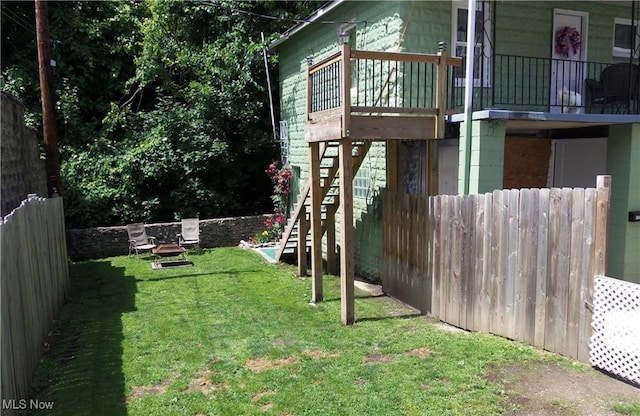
[551,9,589,113]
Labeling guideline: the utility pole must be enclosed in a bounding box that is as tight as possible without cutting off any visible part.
[35,0,61,197]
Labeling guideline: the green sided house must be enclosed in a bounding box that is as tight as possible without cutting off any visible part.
[270,0,640,322]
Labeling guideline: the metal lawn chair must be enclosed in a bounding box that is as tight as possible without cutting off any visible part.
[584,63,640,114]
[177,218,200,250]
[126,223,157,256]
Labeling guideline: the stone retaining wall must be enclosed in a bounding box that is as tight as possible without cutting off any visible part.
[66,215,269,260]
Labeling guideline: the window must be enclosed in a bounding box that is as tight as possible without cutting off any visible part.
[452,1,492,86]
[613,18,639,58]
[279,121,289,165]
[353,168,370,199]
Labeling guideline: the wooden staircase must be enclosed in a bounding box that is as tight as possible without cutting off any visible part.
[275,140,371,262]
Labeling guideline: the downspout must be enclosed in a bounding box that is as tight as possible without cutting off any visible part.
[632,0,639,113]
[462,0,476,195]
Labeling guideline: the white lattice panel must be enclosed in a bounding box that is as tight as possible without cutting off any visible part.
[590,276,640,386]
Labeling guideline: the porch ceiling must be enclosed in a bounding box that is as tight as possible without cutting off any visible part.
[448,110,640,131]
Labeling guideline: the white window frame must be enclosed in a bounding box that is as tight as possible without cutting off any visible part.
[612,17,639,58]
[353,168,370,199]
[279,120,289,165]
[451,0,492,87]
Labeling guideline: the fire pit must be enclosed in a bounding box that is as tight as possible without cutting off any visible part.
[151,243,192,269]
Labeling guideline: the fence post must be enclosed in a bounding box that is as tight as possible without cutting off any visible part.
[594,175,611,275]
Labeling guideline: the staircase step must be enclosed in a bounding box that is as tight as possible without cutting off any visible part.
[275,139,371,262]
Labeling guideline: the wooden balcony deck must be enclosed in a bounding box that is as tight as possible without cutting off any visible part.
[305,45,463,143]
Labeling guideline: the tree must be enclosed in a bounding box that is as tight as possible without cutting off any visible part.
[1,0,318,227]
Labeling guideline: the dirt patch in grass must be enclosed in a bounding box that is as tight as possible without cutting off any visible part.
[403,347,433,357]
[303,349,339,359]
[271,337,295,347]
[487,361,640,415]
[185,369,227,394]
[130,378,173,400]
[252,391,275,402]
[245,356,299,373]
[253,391,276,412]
[365,352,397,364]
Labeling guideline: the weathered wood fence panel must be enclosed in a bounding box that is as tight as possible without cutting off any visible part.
[382,193,430,313]
[1,197,70,412]
[382,177,610,361]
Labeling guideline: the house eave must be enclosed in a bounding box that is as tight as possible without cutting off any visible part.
[448,110,640,131]
[269,0,345,50]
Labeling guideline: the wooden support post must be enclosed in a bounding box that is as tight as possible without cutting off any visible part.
[341,42,351,137]
[436,48,448,139]
[326,203,338,275]
[309,142,323,302]
[339,43,354,324]
[339,139,355,325]
[427,139,439,196]
[298,204,308,277]
[386,140,398,192]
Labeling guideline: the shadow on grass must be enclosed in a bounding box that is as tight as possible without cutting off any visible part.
[27,261,135,416]
[356,313,422,323]
[319,293,387,302]
[138,269,266,282]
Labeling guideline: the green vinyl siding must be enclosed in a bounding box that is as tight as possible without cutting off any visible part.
[402,1,452,54]
[496,1,635,63]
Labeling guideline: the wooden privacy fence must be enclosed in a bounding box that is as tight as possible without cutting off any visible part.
[1,196,70,408]
[382,176,610,362]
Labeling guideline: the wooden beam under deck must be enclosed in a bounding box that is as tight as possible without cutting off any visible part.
[350,115,436,141]
[306,115,437,143]
[306,117,342,142]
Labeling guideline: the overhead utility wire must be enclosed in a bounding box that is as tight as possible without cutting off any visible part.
[3,8,36,33]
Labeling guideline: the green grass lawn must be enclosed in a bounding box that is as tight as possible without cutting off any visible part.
[27,247,569,415]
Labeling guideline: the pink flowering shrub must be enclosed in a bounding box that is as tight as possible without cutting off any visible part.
[262,161,291,241]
